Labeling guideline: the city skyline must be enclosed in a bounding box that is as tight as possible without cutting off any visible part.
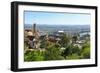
[24,11,91,25]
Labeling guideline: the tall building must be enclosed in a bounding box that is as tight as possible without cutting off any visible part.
[32,23,40,49]
[33,23,36,34]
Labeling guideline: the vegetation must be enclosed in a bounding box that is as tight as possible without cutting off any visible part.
[81,41,90,59]
[24,33,90,61]
[59,34,71,47]
[44,44,64,60]
[24,50,45,61]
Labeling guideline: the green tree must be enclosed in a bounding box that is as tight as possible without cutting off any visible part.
[45,44,64,60]
[61,45,73,58]
[72,35,78,43]
[72,45,81,55]
[59,34,71,47]
[62,44,81,59]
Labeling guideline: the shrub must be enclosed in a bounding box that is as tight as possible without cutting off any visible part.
[66,54,81,60]
[24,50,45,61]
[81,47,90,59]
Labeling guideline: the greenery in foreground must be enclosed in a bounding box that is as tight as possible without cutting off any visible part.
[24,34,90,61]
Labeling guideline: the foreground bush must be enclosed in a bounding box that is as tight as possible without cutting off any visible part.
[24,50,45,61]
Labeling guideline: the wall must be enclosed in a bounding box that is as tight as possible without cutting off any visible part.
[0,0,99,73]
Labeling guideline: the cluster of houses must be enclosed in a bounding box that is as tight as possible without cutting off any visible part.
[24,23,90,50]
[24,24,65,49]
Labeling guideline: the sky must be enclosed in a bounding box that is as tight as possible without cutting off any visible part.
[24,11,91,25]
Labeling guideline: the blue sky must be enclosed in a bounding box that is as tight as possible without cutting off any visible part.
[24,11,91,25]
